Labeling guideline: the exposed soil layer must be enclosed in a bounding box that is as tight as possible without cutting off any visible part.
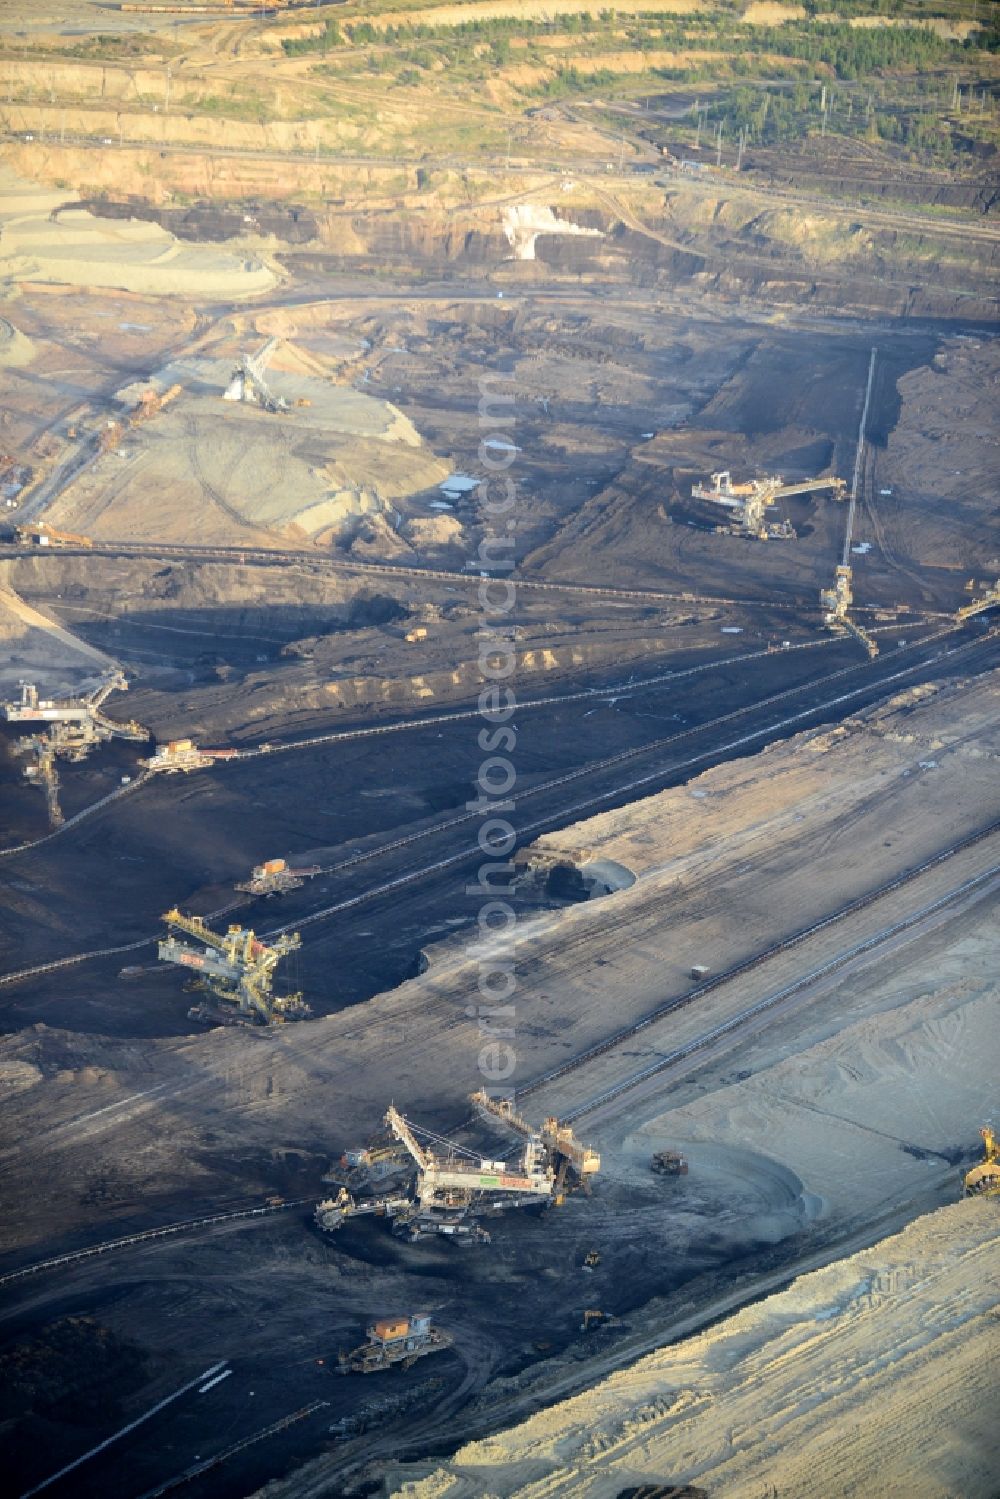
[81,195,320,244]
[380,1200,1000,1498]
[0,122,996,1499]
[2,671,996,1499]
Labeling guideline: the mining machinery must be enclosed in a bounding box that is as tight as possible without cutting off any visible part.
[142,739,223,773]
[323,1130,413,1193]
[470,1089,601,1199]
[224,336,289,413]
[314,1184,492,1244]
[580,1309,622,1332]
[692,470,846,541]
[315,1186,414,1234]
[129,382,182,428]
[2,671,147,741]
[957,579,1000,623]
[15,521,92,548]
[963,1126,1000,1199]
[385,1103,555,1217]
[315,1100,585,1244]
[158,908,310,1026]
[339,1314,452,1375]
[17,732,63,827]
[235,857,321,897]
[4,672,148,826]
[651,1149,689,1176]
[820,565,879,658]
[99,419,124,453]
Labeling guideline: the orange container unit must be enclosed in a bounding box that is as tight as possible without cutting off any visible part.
[372,1318,410,1343]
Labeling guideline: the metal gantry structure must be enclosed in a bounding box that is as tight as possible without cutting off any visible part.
[224,337,288,413]
[158,908,310,1026]
[2,670,148,827]
[691,470,846,541]
[957,579,1000,623]
[470,1089,601,1199]
[315,1097,600,1245]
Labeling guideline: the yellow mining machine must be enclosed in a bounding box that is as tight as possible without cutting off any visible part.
[15,521,93,549]
[142,738,216,774]
[957,579,1000,624]
[580,1309,622,1332]
[99,419,124,453]
[158,908,310,1026]
[385,1103,556,1219]
[2,671,147,742]
[323,1130,413,1193]
[339,1314,452,1375]
[692,470,845,541]
[18,732,63,827]
[820,565,879,658]
[963,1127,1000,1199]
[470,1089,601,1200]
[4,672,148,825]
[235,857,321,897]
[316,1100,599,1245]
[129,383,182,429]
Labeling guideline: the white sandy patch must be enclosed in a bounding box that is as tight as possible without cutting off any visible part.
[386,1199,1000,1498]
[0,167,277,297]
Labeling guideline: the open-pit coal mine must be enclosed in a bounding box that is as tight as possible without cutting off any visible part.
[0,16,998,1494]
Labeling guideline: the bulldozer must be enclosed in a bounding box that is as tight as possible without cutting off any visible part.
[963,1126,1000,1199]
[651,1149,688,1176]
[580,1309,621,1332]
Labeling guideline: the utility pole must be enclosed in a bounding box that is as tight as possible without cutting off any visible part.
[694,112,702,148]
[165,64,171,112]
[715,120,723,168]
[736,127,745,171]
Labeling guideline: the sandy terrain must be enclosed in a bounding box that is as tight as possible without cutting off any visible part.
[0,168,277,296]
[47,352,451,546]
[384,1199,1000,1498]
[3,652,994,1498]
[2,669,996,1252]
[0,568,115,695]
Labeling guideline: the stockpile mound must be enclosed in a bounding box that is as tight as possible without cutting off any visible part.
[384,1199,999,1498]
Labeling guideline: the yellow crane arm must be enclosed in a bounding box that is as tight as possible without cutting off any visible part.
[162,907,229,953]
[384,1106,432,1171]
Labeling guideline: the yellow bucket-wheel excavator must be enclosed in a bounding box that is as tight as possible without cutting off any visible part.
[963,1126,1000,1199]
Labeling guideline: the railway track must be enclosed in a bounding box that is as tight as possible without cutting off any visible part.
[265,623,993,938]
[0,1198,312,1291]
[2,822,994,1294]
[132,1401,331,1499]
[541,829,1000,1120]
[3,540,911,616]
[0,772,153,861]
[0,634,840,865]
[0,622,990,989]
